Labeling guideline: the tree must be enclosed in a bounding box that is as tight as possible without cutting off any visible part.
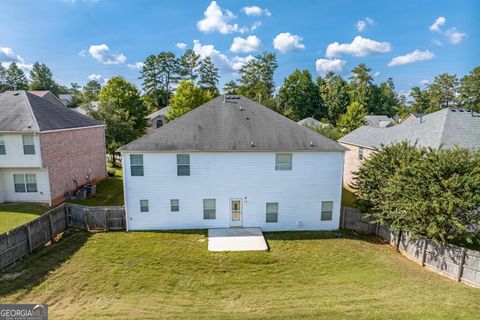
[4,62,28,90]
[237,52,278,103]
[337,102,366,132]
[140,52,180,111]
[349,64,374,113]
[178,49,200,82]
[0,64,7,92]
[82,80,102,104]
[29,62,59,94]
[319,72,350,124]
[354,142,480,244]
[166,80,212,121]
[409,86,431,114]
[427,73,458,111]
[198,56,219,96]
[377,78,400,117]
[278,69,324,121]
[458,67,480,112]
[223,80,238,94]
[90,77,147,166]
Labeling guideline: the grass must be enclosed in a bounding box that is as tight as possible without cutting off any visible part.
[1,231,479,319]
[0,203,49,233]
[69,176,124,206]
[341,187,357,208]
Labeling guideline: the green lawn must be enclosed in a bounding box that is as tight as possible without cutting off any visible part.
[1,231,478,319]
[69,176,124,206]
[0,203,49,233]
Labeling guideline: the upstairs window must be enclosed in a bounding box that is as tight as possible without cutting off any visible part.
[321,201,333,221]
[0,136,5,155]
[171,199,179,212]
[203,199,216,219]
[275,153,292,171]
[14,174,37,193]
[140,200,149,212]
[266,202,279,223]
[177,154,190,176]
[22,135,35,155]
[358,147,364,161]
[130,154,144,176]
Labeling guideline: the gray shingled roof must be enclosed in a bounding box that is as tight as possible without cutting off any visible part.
[146,106,170,120]
[340,108,480,150]
[0,90,103,132]
[364,115,394,127]
[297,117,331,128]
[119,95,346,152]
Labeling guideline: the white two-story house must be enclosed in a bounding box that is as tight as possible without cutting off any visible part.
[0,90,107,205]
[119,95,346,231]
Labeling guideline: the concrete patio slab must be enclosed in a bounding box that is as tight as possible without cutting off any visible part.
[208,227,268,251]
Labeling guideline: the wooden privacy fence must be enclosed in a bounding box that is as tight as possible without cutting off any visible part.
[341,206,480,287]
[0,203,125,269]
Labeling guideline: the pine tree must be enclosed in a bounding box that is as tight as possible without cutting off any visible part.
[29,62,59,94]
[337,102,366,132]
[198,56,219,96]
[319,72,350,124]
[178,49,200,82]
[4,62,28,90]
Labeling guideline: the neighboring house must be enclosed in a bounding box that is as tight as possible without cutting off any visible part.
[118,95,346,231]
[58,94,74,107]
[297,117,331,129]
[340,108,480,188]
[400,113,425,124]
[363,115,395,128]
[146,106,170,132]
[0,90,107,205]
[73,101,99,116]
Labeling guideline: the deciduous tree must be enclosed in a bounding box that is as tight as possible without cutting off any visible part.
[337,101,366,132]
[166,80,212,121]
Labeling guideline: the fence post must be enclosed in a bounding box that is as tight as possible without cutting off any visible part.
[396,230,403,252]
[341,207,346,229]
[48,213,55,241]
[65,204,70,229]
[457,248,467,282]
[84,209,89,231]
[26,225,32,253]
[421,239,428,266]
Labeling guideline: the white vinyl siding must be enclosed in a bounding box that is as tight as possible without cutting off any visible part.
[0,136,5,155]
[321,201,333,221]
[0,169,50,203]
[122,152,343,231]
[203,199,216,219]
[0,134,42,168]
[275,153,292,170]
[177,154,190,176]
[130,154,144,176]
[266,202,278,223]
[22,135,35,155]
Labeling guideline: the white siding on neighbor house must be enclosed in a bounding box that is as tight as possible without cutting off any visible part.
[0,133,43,168]
[122,152,344,231]
[0,168,51,203]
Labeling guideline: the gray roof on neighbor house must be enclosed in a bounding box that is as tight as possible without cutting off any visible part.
[364,115,394,127]
[0,90,103,132]
[146,106,170,120]
[340,108,480,150]
[297,117,331,128]
[119,95,346,152]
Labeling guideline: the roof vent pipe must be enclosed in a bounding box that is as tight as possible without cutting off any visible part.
[250,141,255,147]
[419,115,423,123]
[223,94,226,103]
[13,83,18,96]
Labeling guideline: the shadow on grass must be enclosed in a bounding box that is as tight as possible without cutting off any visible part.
[129,229,208,236]
[264,230,380,244]
[0,232,91,297]
[0,203,50,215]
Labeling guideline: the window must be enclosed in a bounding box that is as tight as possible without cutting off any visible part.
[14,174,37,193]
[203,199,216,219]
[156,119,164,128]
[177,154,190,176]
[321,201,333,221]
[358,147,364,161]
[171,199,179,212]
[130,154,144,176]
[275,153,292,170]
[0,136,5,155]
[140,200,149,212]
[22,135,35,155]
[266,202,278,223]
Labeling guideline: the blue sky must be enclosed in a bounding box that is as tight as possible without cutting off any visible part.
[0,0,478,95]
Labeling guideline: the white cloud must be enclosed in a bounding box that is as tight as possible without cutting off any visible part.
[445,28,467,45]
[273,33,305,53]
[430,16,446,32]
[88,74,103,81]
[250,21,261,31]
[127,61,144,69]
[420,79,430,85]
[326,36,391,58]
[388,49,434,67]
[230,35,262,53]
[432,39,443,46]
[0,47,24,63]
[197,1,241,34]
[315,58,346,75]
[176,42,187,49]
[356,17,375,32]
[193,39,253,73]
[242,6,271,16]
[86,44,126,64]
[373,71,380,77]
